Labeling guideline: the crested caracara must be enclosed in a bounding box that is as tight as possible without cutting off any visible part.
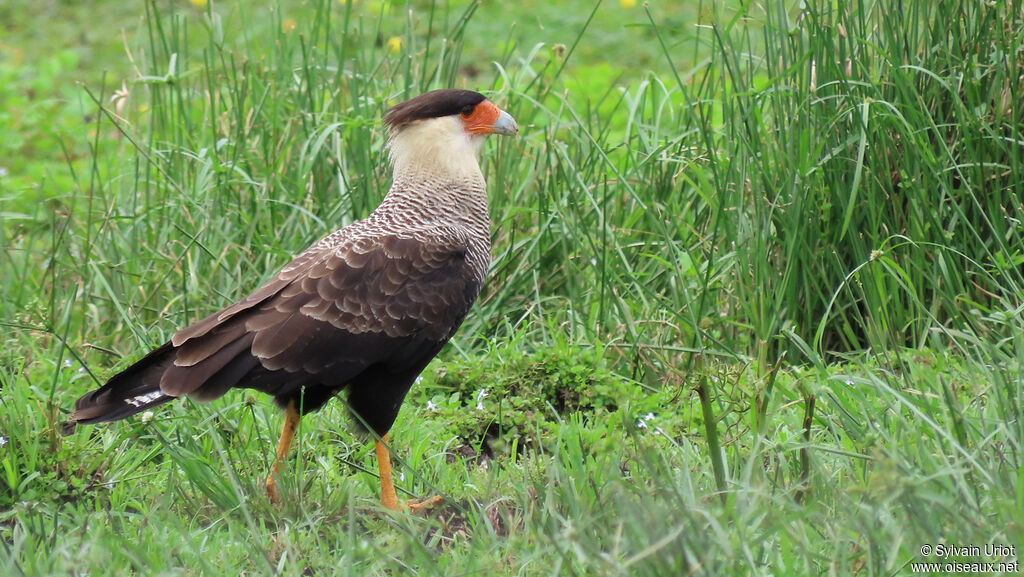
[62,89,518,510]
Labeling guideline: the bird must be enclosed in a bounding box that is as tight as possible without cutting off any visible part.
[62,89,518,510]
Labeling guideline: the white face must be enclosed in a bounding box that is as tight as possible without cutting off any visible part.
[386,97,516,182]
[388,115,488,180]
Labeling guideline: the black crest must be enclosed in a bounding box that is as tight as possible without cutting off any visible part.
[384,89,486,130]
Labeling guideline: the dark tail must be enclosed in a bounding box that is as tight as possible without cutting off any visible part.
[61,343,178,435]
[61,321,262,436]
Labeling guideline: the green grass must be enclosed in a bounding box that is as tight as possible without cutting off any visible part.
[2,0,1024,575]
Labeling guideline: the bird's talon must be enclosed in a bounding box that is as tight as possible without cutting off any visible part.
[405,495,442,513]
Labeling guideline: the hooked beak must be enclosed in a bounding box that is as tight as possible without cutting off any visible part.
[491,109,518,136]
[462,99,519,137]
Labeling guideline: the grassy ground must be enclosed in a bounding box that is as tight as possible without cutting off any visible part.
[2,0,1023,575]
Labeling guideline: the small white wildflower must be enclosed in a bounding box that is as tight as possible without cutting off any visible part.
[475,389,488,410]
[643,412,655,422]
[63,359,73,368]
[141,411,155,424]
[399,472,405,482]
[0,436,8,448]
[425,400,438,412]
[844,379,854,386]
[637,420,648,430]
[110,81,130,118]
[103,480,115,490]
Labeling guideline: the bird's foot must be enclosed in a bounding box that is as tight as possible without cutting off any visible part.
[380,494,442,513]
[404,495,442,513]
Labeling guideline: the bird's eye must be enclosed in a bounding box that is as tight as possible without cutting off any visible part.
[460,104,475,117]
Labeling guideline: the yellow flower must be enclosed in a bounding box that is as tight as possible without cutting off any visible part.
[190,0,208,7]
[282,18,297,33]
[386,36,403,54]
[619,0,636,7]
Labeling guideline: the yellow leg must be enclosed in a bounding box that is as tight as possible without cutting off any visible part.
[375,434,399,510]
[374,433,441,512]
[266,399,300,504]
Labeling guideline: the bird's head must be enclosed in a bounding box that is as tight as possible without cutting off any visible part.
[383,89,517,178]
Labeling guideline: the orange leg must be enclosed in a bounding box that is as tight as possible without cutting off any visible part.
[266,399,300,504]
[375,434,400,510]
[374,433,442,512]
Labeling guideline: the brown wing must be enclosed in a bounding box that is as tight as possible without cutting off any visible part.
[158,231,482,404]
[64,229,483,433]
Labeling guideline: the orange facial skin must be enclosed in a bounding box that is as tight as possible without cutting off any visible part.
[461,100,503,135]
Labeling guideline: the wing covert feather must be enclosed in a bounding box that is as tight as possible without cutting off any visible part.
[155,228,483,403]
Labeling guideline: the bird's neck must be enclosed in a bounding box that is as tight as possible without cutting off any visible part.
[382,116,491,230]
[387,115,488,183]
[378,173,490,233]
